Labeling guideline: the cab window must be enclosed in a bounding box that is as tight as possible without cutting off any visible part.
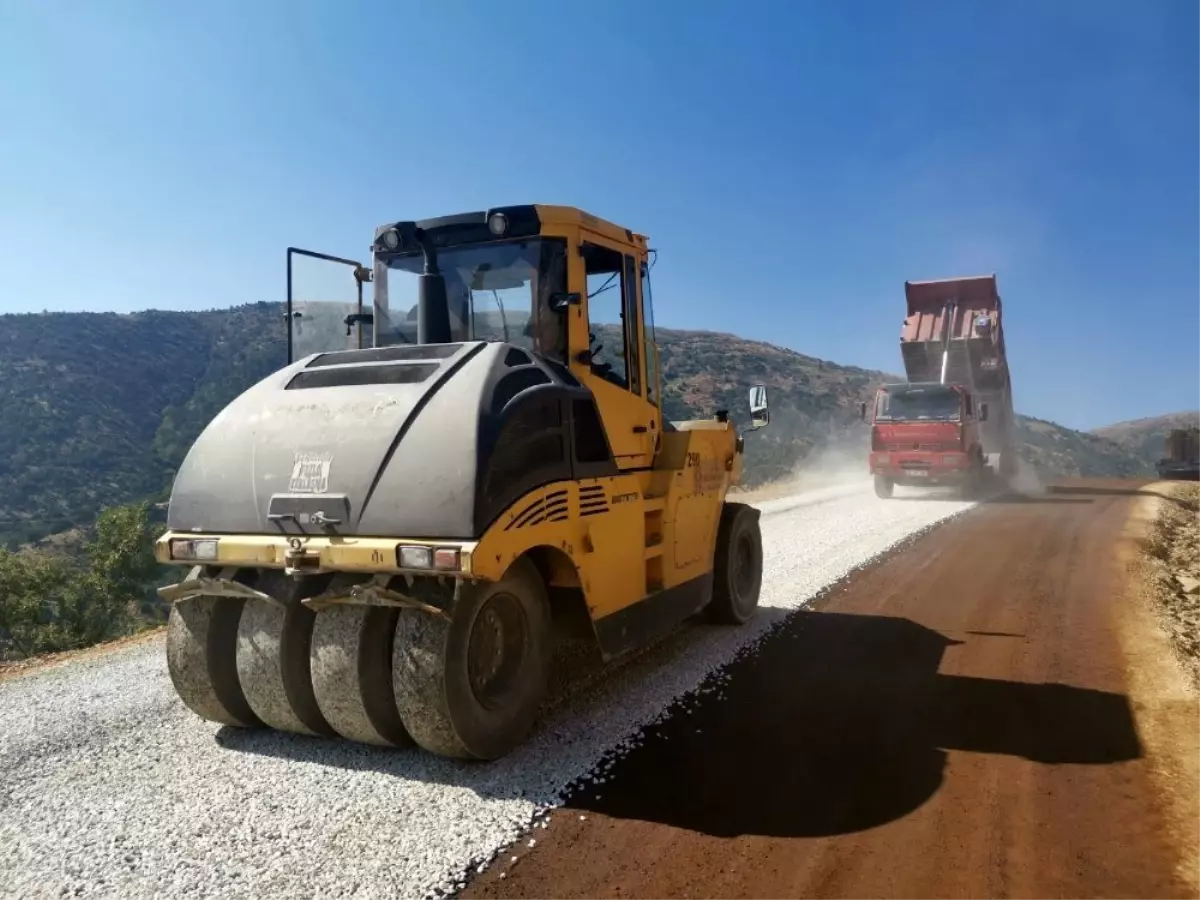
[582,242,631,390]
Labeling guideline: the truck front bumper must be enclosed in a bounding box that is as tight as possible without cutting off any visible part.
[870,451,971,486]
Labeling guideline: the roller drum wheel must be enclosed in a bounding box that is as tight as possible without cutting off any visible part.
[236,598,334,737]
[705,502,764,625]
[166,595,262,728]
[392,558,551,760]
[310,605,414,748]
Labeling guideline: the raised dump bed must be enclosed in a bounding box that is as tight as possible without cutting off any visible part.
[901,274,1016,475]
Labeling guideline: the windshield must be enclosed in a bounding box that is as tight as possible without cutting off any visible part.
[373,238,568,362]
[875,385,962,422]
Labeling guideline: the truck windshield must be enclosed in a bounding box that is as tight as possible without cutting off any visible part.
[875,386,961,422]
[373,238,568,363]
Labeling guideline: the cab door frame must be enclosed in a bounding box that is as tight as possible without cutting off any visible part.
[285,247,373,365]
[573,229,657,467]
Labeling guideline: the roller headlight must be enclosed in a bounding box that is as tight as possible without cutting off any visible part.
[397,545,464,571]
[170,538,218,561]
[398,545,432,569]
[487,212,508,236]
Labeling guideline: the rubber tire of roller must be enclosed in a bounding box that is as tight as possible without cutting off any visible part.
[874,474,895,499]
[166,595,262,728]
[705,502,764,625]
[236,598,334,737]
[310,605,414,748]
[391,557,551,761]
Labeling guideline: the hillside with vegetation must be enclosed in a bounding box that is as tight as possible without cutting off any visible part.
[0,302,1158,549]
[1016,415,1153,480]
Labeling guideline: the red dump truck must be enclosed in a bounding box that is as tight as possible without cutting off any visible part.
[862,274,1017,499]
[1156,427,1200,480]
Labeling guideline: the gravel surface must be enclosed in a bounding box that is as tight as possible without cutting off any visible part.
[0,480,974,900]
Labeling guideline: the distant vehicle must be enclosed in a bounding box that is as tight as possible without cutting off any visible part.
[861,274,1016,499]
[1155,427,1200,480]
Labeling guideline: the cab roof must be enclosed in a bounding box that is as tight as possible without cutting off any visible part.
[373,204,648,255]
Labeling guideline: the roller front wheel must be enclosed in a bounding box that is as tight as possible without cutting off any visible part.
[392,558,551,760]
[167,595,262,728]
[310,605,414,748]
[236,597,334,737]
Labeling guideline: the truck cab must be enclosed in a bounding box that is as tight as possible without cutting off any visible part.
[861,381,988,499]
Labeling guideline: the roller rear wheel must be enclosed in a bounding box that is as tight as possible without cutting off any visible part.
[705,502,763,625]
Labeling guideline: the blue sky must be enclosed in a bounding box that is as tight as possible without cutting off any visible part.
[1,0,1196,430]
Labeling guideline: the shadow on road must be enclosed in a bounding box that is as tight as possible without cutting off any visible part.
[981,492,1093,504]
[965,629,1025,638]
[887,490,1093,505]
[568,609,1142,840]
[1050,484,1197,510]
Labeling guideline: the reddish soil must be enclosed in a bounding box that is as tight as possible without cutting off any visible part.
[463,479,1198,899]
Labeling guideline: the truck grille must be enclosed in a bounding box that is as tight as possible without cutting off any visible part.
[883,442,956,452]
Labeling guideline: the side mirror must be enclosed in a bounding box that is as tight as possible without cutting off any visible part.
[343,311,375,336]
[749,383,769,430]
[859,401,867,422]
[979,403,989,422]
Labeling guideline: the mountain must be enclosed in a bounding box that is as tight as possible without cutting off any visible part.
[0,302,1154,548]
[0,304,286,547]
[1092,411,1200,470]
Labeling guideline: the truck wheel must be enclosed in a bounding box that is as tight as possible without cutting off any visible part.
[705,502,763,625]
[392,557,551,760]
[874,475,894,499]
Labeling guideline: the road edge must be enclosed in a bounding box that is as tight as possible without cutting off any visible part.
[0,625,166,685]
[1117,484,1199,895]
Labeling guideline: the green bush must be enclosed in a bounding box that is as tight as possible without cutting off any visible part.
[0,501,166,660]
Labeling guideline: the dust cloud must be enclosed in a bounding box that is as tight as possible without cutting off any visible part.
[1004,457,1046,497]
[733,445,869,502]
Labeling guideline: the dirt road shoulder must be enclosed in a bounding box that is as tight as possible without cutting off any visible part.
[1119,482,1199,894]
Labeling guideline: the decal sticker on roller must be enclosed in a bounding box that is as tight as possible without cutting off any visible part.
[289,450,333,493]
[692,458,724,493]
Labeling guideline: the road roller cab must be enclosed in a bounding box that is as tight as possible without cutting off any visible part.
[156,204,770,760]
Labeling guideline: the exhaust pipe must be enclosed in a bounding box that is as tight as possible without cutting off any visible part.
[415,228,452,345]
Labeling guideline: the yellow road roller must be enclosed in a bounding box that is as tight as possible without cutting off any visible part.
[155,204,770,760]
